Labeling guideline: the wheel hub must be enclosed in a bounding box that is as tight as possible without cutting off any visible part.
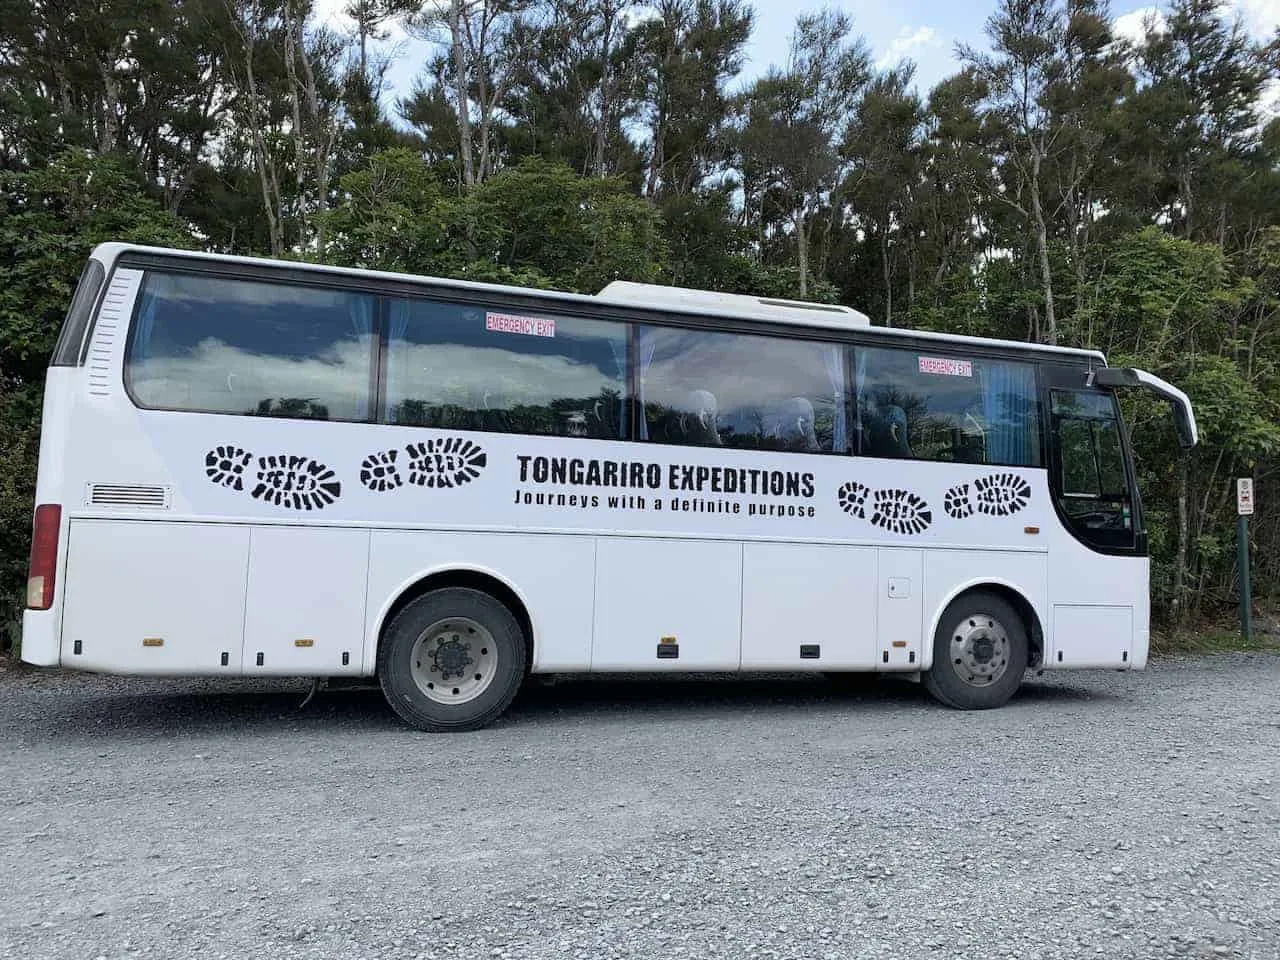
[951,614,1010,688]
[971,637,995,663]
[432,637,473,681]
[409,618,498,706]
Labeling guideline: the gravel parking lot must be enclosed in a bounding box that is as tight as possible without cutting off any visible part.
[1,653,1278,960]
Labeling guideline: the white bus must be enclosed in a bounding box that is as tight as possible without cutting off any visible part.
[21,243,1197,731]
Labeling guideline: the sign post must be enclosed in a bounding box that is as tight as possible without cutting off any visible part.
[1237,478,1254,644]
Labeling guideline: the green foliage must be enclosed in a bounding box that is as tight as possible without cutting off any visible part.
[1072,227,1234,357]
[458,158,664,292]
[0,0,1278,645]
[0,149,191,649]
[0,384,41,651]
[0,150,193,383]
[319,147,448,271]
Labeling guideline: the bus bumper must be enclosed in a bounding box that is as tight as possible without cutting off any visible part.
[20,609,60,666]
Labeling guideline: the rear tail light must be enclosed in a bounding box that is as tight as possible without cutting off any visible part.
[26,504,62,610]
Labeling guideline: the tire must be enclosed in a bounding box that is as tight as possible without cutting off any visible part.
[377,587,527,732]
[923,591,1028,710]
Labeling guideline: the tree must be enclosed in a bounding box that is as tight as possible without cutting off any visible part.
[842,64,924,326]
[1,0,1280,641]
[964,0,1068,344]
[0,150,192,647]
[631,0,753,198]
[458,157,663,290]
[1043,0,1131,321]
[320,147,447,270]
[1121,0,1274,244]
[402,0,536,187]
[738,9,870,298]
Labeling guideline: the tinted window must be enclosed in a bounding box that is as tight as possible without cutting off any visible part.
[854,348,1041,467]
[52,259,106,367]
[384,298,628,439]
[638,326,849,453]
[126,272,376,421]
[1050,388,1134,548]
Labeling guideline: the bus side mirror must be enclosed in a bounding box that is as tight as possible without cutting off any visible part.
[1091,367,1198,449]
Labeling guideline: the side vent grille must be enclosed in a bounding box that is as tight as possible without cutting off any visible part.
[86,483,171,510]
[87,269,143,397]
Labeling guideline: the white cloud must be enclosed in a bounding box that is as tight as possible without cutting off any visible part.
[1113,6,1166,45]
[1116,0,1277,45]
[310,0,350,24]
[1234,0,1280,36]
[1261,78,1280,119]
[876,26,943,71]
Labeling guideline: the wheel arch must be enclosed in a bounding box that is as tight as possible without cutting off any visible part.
[366,564,535,676]
[924,578,1045,671]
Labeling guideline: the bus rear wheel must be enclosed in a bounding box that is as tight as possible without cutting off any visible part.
[923,591,1028,710]
[378,587,527,732]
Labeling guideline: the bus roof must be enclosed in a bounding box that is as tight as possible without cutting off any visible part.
[92,242,1107,364]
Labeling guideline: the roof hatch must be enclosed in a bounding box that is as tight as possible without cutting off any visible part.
[595,280,871,330]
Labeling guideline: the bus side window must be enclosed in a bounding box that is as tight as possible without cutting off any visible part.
[383,298,629,440]
[126,271,376,422]
[853,347,1039,467]
[637,326,849,454]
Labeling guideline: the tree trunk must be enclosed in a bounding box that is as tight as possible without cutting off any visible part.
[236,7,282,256]
[1071,186,1091,323]
[53,56,73,116]
[795,209,809,299]
[594,3,614,177]
[450,0,474,189]
[99,63,120,153]
[475,38,492,183]
[1180,169,1194,240]
[1030,150,1056,345]
[358,0,369,80]
[646,101,666,197]
[283,2,309,243]
[880,225,893,327]
[1173,453,1190,627]
[297,17,333,247]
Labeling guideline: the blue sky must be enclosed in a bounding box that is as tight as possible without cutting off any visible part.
[318,0,1279,116]
[739,0,1276,96]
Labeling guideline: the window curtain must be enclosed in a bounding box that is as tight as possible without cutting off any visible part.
[385,298,413,423]
[347,295,375,418]
[852,348,867,455]
[607,336,628,439]
[348,294,374,340]
[636,327,658,440]
[823,345,849,453]
[983,362,1038,466]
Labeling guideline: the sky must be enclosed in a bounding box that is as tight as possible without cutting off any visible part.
[740,0,1279,96]
[319,0,1280,117]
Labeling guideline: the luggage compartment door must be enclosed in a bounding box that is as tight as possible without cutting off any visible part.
[62,519,249,674]
[592,537,741,670]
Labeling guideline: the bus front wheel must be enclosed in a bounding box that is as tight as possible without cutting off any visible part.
[378,587,527,732]
[923,591,1028,710]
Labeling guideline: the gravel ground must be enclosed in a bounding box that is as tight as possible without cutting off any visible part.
[1,653,1278,960]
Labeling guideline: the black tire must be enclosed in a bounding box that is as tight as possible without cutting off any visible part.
[377,587,527,732]
[923,591,1028,710]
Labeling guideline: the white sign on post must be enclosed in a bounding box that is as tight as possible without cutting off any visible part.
[1237,478,1255,516]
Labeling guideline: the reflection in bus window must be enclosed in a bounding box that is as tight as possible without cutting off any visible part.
[854,348,1041,467]
[1050,388,1134,547]
[126,272,376,421]
[383,298,628,439]
[637,326,849,453]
